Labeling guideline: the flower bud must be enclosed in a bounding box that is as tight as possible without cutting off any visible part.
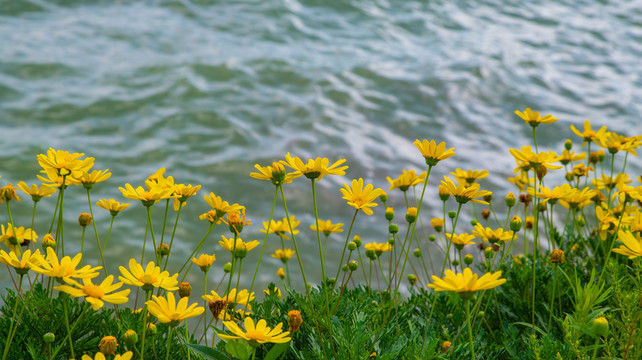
[270,162,287,185]
[124,329,138,347]
[431,218,444,233]
[483,194,493,203]
[598,149,605,162]
[99,336,118,356]
[538,202,547,213]
[388,237,395,245]
[42,233,56,251]
[525,216,534,230]
[43,332,55,343]
[388,224,399,234]
[407,274,417,286]
[353,235,362,247]
[428,235,436,242]
[519,193,532,207]
[484,247,494,259]
[342,264,348,272]
[347,242,357,251]
[576,215,586,227]
[379,193,388,203]
[208,300,228,319]
[470,219,478,226]
[505,192,516,207]
[0,184,19,202]
[78,213,92,227]
[156,244,170,257]
[537,166,548,181]
[277,267,285,279]
[478,311,485,317]
[385,207,394,221]
[223,262,232,273]
[481,209,491,220]
[550,249,565,264]
[288,310,303,334]
[589,151,601,165]
[438,185,450,201]
[348,260,359,271]
[510,216,522,232]
[591,316,609,337]
[405,207,417,223]
[451,260,459,267]
[413,248,421,257]
[441,341,452,354]
[365,249,377,260]
[464,254,473,265]
[448,211,457,219]
[326,278,336,286]
[178,282,192,298]
[234,243,248,259]
[564,139,572,150]
[146,323,157,335]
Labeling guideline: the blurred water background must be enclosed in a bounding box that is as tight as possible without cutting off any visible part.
[1,0,641,303]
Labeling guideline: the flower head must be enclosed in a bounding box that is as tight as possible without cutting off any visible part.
[37,148,94,177]
[55,275,130,310]
[219,235,260,255]
[146,291,204,326]
[250,162,296,186]
[171,183,202,210]
[261,216,300,240]
[440,177,491,205]
[446,233,476,249]
[118,259,179,291]
[364,242,391,257]
[387,169,426,192]
[472,224,514,244]
[0,249,43,275]
[288,310,302,333]
[118,183,174,206]
[310,219,344,235]
[340,178,386,216]
[413,139,455,166]
[428,268,506,297]
[219,317,291,345]
[96,199,130,216]
[99,336,118,356]
[271,249,295,263]
[81,352,133,360]
[31,247,101,285]
[1,224,37,248]
[0,183,21,202]
[76,169,111,189]
[203,288,255,308]
[191,253,216,272]
[283,153,348,181]
[37,168,81,188]
[514,108,558,127]
[203,192,244,218]
[17,181,57,202]
[450,169,489,186]
[612,230,642,259]
[570,120,608,147]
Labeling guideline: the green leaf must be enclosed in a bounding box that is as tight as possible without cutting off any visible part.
[226,339,251,360]
[263,342,290,360]
[185,344,229,360]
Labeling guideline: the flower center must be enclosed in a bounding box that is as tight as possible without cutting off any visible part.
[244,329,265,341]
[141,274,156,284]
[83,283,105,298]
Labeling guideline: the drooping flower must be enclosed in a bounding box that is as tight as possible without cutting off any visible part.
[283,153,348,181]
[0,183,21,202]
[98,336,119,356]
[309,219,344,235]
[558,149,586,166]
[271,249,295,263]
[96,199,131,216]
[386,169,426,192]
[440,177,492,205]
[413,139,455,166]
[118,259,179,291]
[445,233,476,249]
[146,291,204,326]
[509,146,563,172]
[219,317,291,345]
[30,247,101,285]
[514,108,558,127]
[17,181,57,202]
[340,178,386,216]
[428,268,506,297]
[37,148,94,177]
[54,275,130,310]
[203,192,244,217]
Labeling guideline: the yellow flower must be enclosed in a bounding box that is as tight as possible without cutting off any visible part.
[431,218,444,232]
[145,291,204,326]
[199,210,221,224]
[593,174,631,191]
[54,275,130,310]
[277,268,285,279]
[450,168,489,186]
[0,249,43,274]
[219,235,260,254]
[191,254,216,272]
[570,120,608,147]
[1,224,37,248]
[81,352,133,360]
[445,233,476,249]
[558,149,586,165]
[37,148,94,177]
[309,219,344,235]
[559,187,596,210]
[17,182,57,202]
[340,178,386,216]
[118,259,179,291]
[96,199,130,216]
[219,317,291,345]
[413,139,455,166]
[363,242,391,257]
[594,131,633,155]
[171,183,202,211]
[439,177,491,205]
[271,249,295,263]
[531,184,571,205]
[261,216,300,240]
[612,230,642,259]
[203,288,255,308]
[386,169,426,191]
[428,268,506,296]
[0,183,21,202]
[283,153,348,181]
[472,224,514,244]
[514,107,558,127]
[509,146,563,171]
[250,162,296,186]
[30,247,101,285]
[37,168,82,188]
[203,192,244,217]
[98,336,118,356]
[75,169,112,188]
[118,183,174,206]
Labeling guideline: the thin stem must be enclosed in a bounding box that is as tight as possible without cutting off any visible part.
[440,203,463,276]
[146,206,159,264]
[86,189,107,274]
[62,292,75,358]
[165,326,174,360]
[332,209,359,291]
[162,204,183,271]
[203,272,208,346]
[178,223,216,281]
[2,274,23,360]
[466,298,476,360]
[103,215,116,249]
[310,180,330,314]
[548,264,558,331]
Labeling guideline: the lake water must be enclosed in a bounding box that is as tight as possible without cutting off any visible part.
[1,0,641,300]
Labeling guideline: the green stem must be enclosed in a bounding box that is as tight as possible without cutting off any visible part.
[160,199,170,247]
[165,326,174,360]
[57,176,67,256]
[139,290,152,360]
[310,180,330,314]
[279,185,311,298]
[86,189,107,274]
[80,226,86,266]
[203,272,208,346]
[103,215,116,249]
[440,203,463,277]
[332,209,359,291]
[548,264,558,331]
[224,234,239,298]
[62,292,75,358]
[1,275,23,360]
[466,298,476,360]
[146,206,158,264]
[179,223,215,281]
[162,204,183,271]
[377,257,389,287]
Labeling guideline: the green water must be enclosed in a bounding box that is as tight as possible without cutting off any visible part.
[1,0,640,307]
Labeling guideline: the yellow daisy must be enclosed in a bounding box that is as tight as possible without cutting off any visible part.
[219,235,260,254]
[191,253,216,272]
[17,181,57,202]
[96,199,130,215]
[440,177,491,205]
[81,352,133,360]
[146,291,204,325]
[514,107,558,127]
[37,148,94,177]
[219,317,291,344]
[309,219,344,235]
[386,169,426,192]
[54,275,130,310]
[428,268,506,296]
[271,249,295,263]
[340,178,386,216]
[118,259,179,291]
[30,247,101,285]
[413,139,455,166]
[612,230,642,259]
[570,120,608,147]
[283,153,348,181]
[250,161,296,186]
[450,169,489,186]
[0,249,43,274]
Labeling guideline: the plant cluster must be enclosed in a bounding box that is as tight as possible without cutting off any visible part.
[1,110,641,359]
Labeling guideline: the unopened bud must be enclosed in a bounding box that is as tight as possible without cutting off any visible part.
[448,211,457,219]
[431,218,444,233]
[288,310,303,334]
[564,139,572,150]
[43,332,55,343]
[78,213,92,227]
[407,274,417,286]
[277,267,285,279]
[388,237,395,245]
[348,260,359,271]
[519,193,532,207]
[385,207,394,221]
[365,249,376,260]
[451,260,459,267]
[510,216,522,232]
[223,262,232,273]
[591,316,609,337]
[42,233,56,251]
[484,247,494,259]
[178,282,192,298]
[348,242,357,251]
[99,336,118,356]
[413,248,421,257]
[441,341,452,354]
[124,330,138,347]
[464,254,473,265]
[379,193,388,203]
[428,235,436,242]
[156,244,170,257]
[481,209,491,220]
[550,249,565,264]
[483,194,493,203]
[405,207,417,223]
[233,243,248,258]
[505,193,516,207]
[353,235,362,247]
[438,185,450,201]
[388,224,399,234]
[470,219,478,226]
